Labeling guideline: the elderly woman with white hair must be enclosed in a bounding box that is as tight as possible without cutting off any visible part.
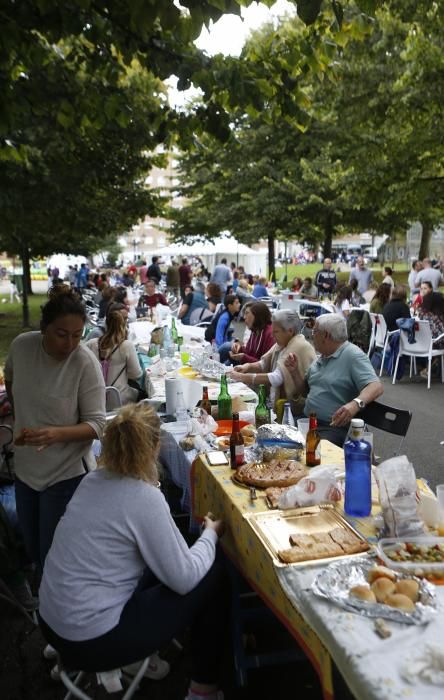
[228,309,316,411]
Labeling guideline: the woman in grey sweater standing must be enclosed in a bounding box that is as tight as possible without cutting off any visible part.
[4,285,106,569]
[39,403,228,700]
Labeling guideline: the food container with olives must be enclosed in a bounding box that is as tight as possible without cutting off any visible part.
[377,537,444,581]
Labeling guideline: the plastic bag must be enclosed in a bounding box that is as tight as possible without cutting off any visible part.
[189,408,218,437]
[374,455,425,537]
[278,465,342,510]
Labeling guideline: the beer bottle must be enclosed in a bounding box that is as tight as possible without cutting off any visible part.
[217,374,232,420]
[199,385,212,416]
[255,385,270,428]
[230,412,245,468]
[306,412,321,467]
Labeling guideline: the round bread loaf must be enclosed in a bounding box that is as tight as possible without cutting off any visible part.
[395,579,419,602]
[385,593,415,612]
[367,565,397,584]
[349,585,376,603]
[371,577,396,603]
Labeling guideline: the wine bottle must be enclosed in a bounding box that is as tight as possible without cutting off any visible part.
[255,385,270,428]
[217,375,232,420]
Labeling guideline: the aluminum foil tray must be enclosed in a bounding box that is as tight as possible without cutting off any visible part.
[244,504,370,568]
[312,559,437,625]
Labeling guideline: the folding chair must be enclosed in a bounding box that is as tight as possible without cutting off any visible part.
[393,319,444,389]
[360,400,412,456]
[56,653,150,700]
[105,387,122,412]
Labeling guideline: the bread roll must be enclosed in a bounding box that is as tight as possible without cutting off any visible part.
[367,566,397,584]
[349,585,376,603]
[385,593,415,612]
[395,579,419,602]
[371,578,396,603]
[240,424,256,438]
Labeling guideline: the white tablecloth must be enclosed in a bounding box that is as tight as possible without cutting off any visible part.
[129,320,206,344]
[148,374,257,405]
[276,563,444,700]
[159,425,197,513]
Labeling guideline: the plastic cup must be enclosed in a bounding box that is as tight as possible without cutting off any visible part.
[437,485,444,536]
[181,350,190,365]
[297,418,310,439]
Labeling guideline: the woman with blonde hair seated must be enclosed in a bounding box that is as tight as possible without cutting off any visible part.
[39,404,228,699]
[228,309,316,412]
[86,309,141,404]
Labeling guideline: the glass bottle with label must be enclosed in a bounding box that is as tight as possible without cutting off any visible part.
[217,374,232,420]
[306,412,321,467]
[344,418,371,517]
[199,386,212,416]
[230,412,245,469]
[255,385,270,428]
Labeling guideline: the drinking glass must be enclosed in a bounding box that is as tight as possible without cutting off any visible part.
[297,418,310,439]
[181,350,190,365]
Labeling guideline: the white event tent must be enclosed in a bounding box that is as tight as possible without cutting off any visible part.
[152,234,267,275]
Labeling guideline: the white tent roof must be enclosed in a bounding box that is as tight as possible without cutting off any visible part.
[152,234,258,257]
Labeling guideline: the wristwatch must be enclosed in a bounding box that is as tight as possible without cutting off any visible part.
[353,398,365,410]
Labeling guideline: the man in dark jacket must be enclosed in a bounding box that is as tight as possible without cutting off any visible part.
[315,258,337,297]
[147,256,162,285]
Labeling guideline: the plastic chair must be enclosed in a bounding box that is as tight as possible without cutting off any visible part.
[57,653,150,700]
[369,313,397,376]
[392,320,444,389]
[105,387,122,412]
[360,400,412,456]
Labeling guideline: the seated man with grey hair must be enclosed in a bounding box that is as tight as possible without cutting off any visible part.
[286,313,383,446]
[228,309,316,409]
[178,281,208,325]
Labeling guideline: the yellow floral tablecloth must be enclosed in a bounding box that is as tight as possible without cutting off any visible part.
[191,441,350,700]
[192,444,443,700]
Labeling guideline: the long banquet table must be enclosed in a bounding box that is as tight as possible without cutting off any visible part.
[191,442,444,700]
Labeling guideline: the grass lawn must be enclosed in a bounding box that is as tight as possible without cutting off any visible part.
[0,294,46,370]
[273,262,409,286]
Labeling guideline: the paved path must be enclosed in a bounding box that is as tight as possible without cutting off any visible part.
[374,374,443,489]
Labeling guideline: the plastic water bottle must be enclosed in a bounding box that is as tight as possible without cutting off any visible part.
[282,402,295,427]
[344,419,371,517]
[175,390,188,422]
[210,339,220,363]
[163,325,171,350]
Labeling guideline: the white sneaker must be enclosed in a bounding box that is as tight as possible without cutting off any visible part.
[50,664,61,682]
[122,653,170,681]
[43,644,57,660]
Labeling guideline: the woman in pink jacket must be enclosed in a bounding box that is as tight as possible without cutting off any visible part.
[229,302,274,364]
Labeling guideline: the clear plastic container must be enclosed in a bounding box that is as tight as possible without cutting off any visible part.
[377,536,444,580]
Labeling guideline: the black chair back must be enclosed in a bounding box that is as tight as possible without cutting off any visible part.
[360,401,412,437]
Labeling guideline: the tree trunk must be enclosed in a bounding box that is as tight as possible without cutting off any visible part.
[323,211,333,258]
[24,262,33,295]
[268,231,276,282]
[20,245,31,328]
[418,220,432,260]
